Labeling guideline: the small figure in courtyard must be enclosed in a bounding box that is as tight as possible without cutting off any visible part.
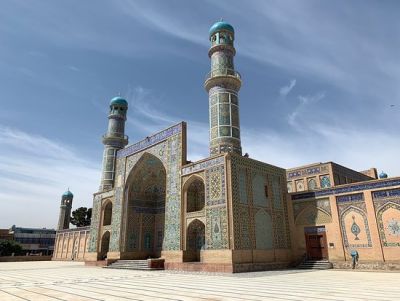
[351,250,359,269]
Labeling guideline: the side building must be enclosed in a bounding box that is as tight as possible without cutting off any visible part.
[53,190,90,261]
[288,175,400,269]
[286,162,377,193]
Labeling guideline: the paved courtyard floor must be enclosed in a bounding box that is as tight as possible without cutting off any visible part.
[0,261,399,301]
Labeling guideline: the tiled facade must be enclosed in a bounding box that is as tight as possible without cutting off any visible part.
[286,162,376,193]
[53,21,399,271]
[289,178,400,265]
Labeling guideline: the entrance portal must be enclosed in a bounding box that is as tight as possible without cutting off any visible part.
[186,219,205,262]
[99,231,110,260]
[304,226,328,260]
[124,153,166,259]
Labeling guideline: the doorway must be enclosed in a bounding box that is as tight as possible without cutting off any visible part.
[304,226,328,260]
[186,219,205,262]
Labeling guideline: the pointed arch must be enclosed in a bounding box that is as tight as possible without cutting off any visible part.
[183,175,205,213]
[186,219,205,262]
[99,231,110,260]
[295,205,332,225]
[123,152,166,258]
[376,201,400,247]
[102,200,113,226]
[340,205,372,248]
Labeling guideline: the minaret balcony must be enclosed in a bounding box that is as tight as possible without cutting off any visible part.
[102,133,129,147]
[204,68,241,91]
[205,68,241,81]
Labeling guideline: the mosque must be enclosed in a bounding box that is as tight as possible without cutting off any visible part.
[53,21,400,272]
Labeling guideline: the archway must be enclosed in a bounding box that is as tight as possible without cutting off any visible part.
[186,177,205,212]
[124,153,166,258]
[99,231,110,260]
[103,202,112,226]
[186,219,205,262]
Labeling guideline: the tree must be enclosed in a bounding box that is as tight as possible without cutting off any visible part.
[70,207,92,227]
[0,240,23,256]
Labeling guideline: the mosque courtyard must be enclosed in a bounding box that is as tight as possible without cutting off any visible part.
[0,262,399,301]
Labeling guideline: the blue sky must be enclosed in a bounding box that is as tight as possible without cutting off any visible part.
[1,0,399,228]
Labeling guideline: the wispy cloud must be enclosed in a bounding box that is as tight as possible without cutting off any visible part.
[279,79,296,97]
[288,92,325,127]
[125,86,209,161]
[0,126,100,228]
[123,87,400,179]
[242,124,400,177]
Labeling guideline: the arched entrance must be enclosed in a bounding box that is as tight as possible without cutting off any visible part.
[99,231,110,260]
[186,219,205,262]
[124,153,166,259]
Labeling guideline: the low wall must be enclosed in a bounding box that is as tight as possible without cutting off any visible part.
[0,255,52,262]
[332,261,400,271]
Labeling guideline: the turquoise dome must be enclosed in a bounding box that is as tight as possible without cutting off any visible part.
[209,20,234,37]
[110,96,128,107]
[379,171,388,179]
[62,190,73,198]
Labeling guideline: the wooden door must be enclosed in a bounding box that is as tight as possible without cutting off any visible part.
[305,230,328,260]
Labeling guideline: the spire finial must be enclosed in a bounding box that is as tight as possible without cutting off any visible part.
[220,17,223,22]
[117,92,121,97]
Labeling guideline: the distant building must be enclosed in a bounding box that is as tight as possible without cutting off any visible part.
[0,229,14,241]
[10,226,56,255]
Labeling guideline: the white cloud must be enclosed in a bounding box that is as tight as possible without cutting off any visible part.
[0,126,100,228]
[242,124,400,177]
[125,86,209,161]
[123,88,400,179]
[288,92,325,127]
[279,79,296,97]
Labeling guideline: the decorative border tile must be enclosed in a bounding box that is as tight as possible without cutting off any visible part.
[372,188,400,247]
[373,188,400,199]
[182,156,224,175]
[117,123,183,158]
[287,165,329,179]
[292,179,400,200]
[337,194,372,248]
[336,193,364,203]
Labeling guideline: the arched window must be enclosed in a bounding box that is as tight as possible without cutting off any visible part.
[103,202,112,226]
[186,178,205,212]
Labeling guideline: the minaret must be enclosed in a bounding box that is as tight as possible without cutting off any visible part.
[57,189,73,230]
[100,96,129,191]
[204,20,242,155]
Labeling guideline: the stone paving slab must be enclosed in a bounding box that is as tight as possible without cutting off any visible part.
[0,261,399,301]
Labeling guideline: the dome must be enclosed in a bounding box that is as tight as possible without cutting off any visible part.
[209,20,234,37]
[110,96,128,107]
[62,190,73,198]
[379,171,388,179]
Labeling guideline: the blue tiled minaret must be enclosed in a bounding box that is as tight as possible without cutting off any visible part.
[57,189,73,230]
[100,96,129,191]
[205,20,242,155]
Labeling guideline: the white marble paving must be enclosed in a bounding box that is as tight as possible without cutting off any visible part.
[0,262,399,301]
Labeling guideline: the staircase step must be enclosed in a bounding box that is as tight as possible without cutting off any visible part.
[104,259,164,271]
[297,260,333,270]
